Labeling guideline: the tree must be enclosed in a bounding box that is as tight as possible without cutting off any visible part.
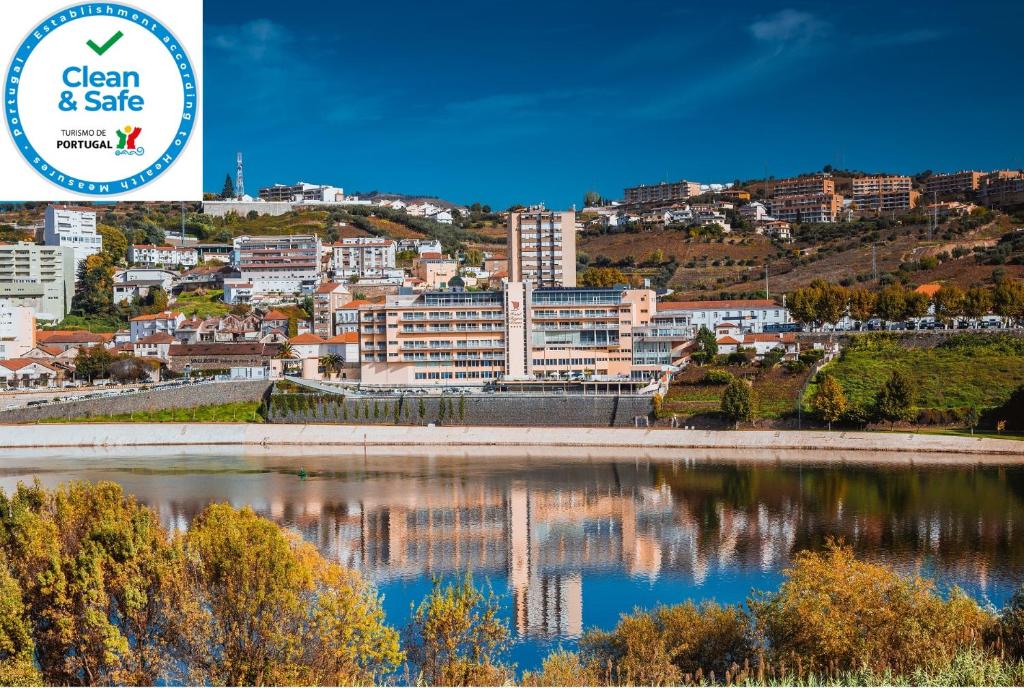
[963,286,993,321]
[789,286,821,329]
[74,345,117,382]
[815,282,849,330]
[578,267,629,288]
[875,285,908,324]
[221,174,234,199]
[812,374,848,430]
[71,254,117,317]
[848,287,876,325]
[583,190,603,207]
[721,378,754,428]
[109,357,150,383]
[0,481,188,685]
[932,285,965,325]
[904,290,930,322]
[875,369,915,427]
[97,224,128,265]
[287,316,299,338]
[0,559,41,686]
[403,576,510,686]
[993,279,1024,326]
[320,353,342,380]
[143,286,169,313]
[182,504,402,686]
[695,325,718,363]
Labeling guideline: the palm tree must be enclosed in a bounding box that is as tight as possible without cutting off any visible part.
[320,353,342,380]
[275,342,295,359]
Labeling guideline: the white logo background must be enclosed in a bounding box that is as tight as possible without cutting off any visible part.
[1,0,202,201]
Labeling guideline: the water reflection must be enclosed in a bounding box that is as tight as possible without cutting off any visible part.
[0,452,1022,653]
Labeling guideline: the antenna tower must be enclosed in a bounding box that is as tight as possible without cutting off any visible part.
[236,152,245,199]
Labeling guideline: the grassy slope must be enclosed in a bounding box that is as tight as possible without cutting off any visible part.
[662,365,814,420]
[173,289,230,318]
[41,401,264,423]
[807,336,1024,412]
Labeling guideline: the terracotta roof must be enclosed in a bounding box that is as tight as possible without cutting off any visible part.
[915,283,942,297]
[262,310,291,321]
[289,333,325,344]
[0,358,58,372]
[36,330,107,343]
[168,343,282,357]
[325,332,358,344]
[340,300,373,310]
[35,345,63,356]
[137,332,176,344]
[661,299,780,311]
[419,252,444,259]
[743,333,797,343]
[131,311,182,322]
[717,336,741,345]
[715,322,739,329]
[315,281,345,294]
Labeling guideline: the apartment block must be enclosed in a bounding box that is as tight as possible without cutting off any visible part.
[129,244,199,268]
[507,207,576,287]
[925,171,983,198]
[356,284,656,387]
[312,281,353,338]
[0,242,75,321]
[44,205,102,272]
[624,179,702,205]
[227,235,322,303]
[769,175,843,223]
[0,304,35,359]
[331,238,397,278]
[977,170,1024,208]
[852,176,919,213]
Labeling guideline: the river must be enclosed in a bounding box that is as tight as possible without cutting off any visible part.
[1,447,1022,669]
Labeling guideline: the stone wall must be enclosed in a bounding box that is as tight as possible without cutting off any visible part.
[0,380,272,424]
[267,391,653,427]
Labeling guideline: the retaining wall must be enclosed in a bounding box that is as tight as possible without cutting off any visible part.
[267,392,653,427]
[0,381,272,424]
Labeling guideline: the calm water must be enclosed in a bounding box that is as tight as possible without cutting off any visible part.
[1,448,1023,669]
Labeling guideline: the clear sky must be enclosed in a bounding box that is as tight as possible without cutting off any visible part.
[203,0,1023,209]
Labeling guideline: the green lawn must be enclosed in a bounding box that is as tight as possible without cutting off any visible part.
[40,401,264,423]
[806,334,1024,413]
[663,365,814,420]
[43,313,124,333]
[173,289,230,318]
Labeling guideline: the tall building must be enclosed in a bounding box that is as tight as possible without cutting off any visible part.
[312,281,353,338]
[330,238,397,278]
[925,171,983,198]
[624,179,702,205]
[768,174,843,223]
[43,205,102,273]
[0,242,75,321]
[226,235,322,303]
[507,207,576,288]
[852,176,919,213]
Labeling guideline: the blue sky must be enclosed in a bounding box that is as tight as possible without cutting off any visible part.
[203,0,1023,209]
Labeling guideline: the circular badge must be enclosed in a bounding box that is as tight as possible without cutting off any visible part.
[4,3,198,196]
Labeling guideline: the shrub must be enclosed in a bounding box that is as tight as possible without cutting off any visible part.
[701,370,733,385]
[750,541,992,677]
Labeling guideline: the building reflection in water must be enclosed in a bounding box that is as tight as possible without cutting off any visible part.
[2,455,1023,642]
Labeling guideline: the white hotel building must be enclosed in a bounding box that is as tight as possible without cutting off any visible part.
[658,299,793,333]
[129,244,199,268]
[331,237,398,278]
[44,206,102,273]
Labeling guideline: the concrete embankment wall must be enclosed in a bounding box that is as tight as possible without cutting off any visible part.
[267,393,653,427]
[0,381,272,423]
[0,423,1021,457]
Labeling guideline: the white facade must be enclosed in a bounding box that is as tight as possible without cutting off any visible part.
[0,243,76,321]
[658,300,792,333]
[44,206,102,273]
[229,235,322,303]
[331,238,397,278]
[129,244,198,268]
[0,305,35,359]
[130,311,185,342]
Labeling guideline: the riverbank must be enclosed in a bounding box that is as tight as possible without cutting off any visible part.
[1,423,1021,457]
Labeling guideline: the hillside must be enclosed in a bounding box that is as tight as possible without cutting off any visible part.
[579,209,1024,300]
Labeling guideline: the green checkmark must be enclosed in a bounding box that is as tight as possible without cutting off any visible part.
[86,30,123,56]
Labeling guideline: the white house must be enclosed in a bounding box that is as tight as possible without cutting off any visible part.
[129,244,199,268]
[662,300,792,333]
[132,332,175,360]
[716,332,800,359]
[130,311,185,343]
[0,358,62,388]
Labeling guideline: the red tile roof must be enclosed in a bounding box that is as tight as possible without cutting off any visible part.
[36,330,108,343]
[137,332,176,344]
[131,311,182,322]
[915,283,941,297]
[325,332,358,344]
[262,310,291,321]
[0,358,58,372]
[289,333,325,344]
[662,300,780,310]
